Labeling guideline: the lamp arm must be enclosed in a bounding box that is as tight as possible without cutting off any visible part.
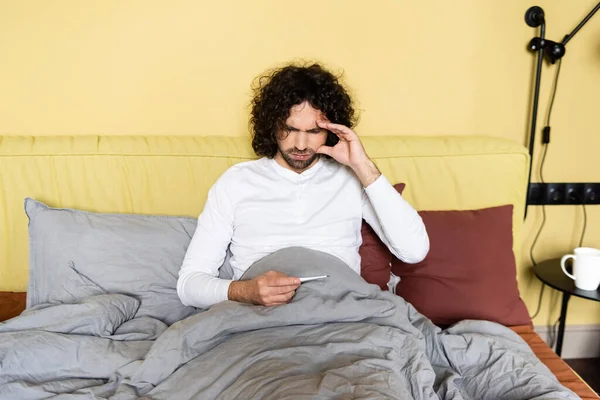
[562,2,600,46]
[542,2,600,64]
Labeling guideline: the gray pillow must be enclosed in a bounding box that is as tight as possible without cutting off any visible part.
[24,198,200,325]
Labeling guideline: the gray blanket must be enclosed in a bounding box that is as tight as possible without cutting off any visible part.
[0,247,579,399]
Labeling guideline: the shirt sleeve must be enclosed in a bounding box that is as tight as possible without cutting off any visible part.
[361,174,430,263]
[177,175,235,309]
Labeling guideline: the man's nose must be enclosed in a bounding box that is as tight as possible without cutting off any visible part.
[294,132,308,151]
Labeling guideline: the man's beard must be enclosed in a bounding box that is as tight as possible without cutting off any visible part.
[279,147,319,171]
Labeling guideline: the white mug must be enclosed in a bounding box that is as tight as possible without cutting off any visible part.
[561,247,600,291]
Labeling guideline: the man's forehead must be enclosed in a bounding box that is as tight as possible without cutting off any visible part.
[286,103,325,128]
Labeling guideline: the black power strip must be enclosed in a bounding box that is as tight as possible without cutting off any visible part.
[527,182,600,205]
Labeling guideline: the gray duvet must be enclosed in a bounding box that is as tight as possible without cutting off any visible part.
[0,247,579,399]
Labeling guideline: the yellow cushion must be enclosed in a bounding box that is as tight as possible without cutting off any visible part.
[0,134,528,292]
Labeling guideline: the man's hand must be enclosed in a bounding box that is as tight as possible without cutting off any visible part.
[316,121,381,187]
[228,271,301,306]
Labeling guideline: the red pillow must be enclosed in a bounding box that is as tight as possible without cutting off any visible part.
[391,204,532,327]
[359,183,405,290]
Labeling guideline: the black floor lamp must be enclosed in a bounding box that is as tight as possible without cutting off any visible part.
[524,3,600,219]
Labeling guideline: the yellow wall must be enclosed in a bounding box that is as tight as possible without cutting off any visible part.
[1,1,599,326]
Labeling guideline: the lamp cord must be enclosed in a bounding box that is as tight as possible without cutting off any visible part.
[545,58,562,127]
[529,57,587,330]
[529,143,548,320]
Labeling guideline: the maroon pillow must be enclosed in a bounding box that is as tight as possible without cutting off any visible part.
[391,204,532,327]
[359,183,405,290]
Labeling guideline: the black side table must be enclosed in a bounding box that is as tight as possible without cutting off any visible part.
[533,258,600,357]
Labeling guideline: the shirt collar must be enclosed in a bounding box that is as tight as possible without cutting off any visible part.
[270,156,325,182]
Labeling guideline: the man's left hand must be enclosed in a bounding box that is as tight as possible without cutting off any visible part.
[316,121,381,187]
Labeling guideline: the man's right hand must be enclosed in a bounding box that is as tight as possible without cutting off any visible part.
[228,271,301,306]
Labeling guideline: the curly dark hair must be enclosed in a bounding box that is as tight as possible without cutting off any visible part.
[249,62,357,158]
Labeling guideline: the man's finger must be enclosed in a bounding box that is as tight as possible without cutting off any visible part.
[267,277,300,287]
[272,285,299,295]
[284,290,296,301]
[316,145,333,156]
[266,302,289,307]
[266,294,293,304]
[318,121,354,136]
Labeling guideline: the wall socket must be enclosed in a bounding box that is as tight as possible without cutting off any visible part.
[527,183,600,205]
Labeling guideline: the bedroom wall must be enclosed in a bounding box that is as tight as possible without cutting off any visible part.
[1,1,599,328]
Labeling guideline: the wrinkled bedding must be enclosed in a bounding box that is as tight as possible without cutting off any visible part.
[0,247,579,399]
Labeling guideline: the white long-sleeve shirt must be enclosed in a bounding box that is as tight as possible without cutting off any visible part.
[177,156,429,309]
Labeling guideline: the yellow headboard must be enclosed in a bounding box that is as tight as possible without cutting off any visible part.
[0,134,529,293]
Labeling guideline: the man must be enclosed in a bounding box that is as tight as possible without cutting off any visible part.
[177,62,429,309]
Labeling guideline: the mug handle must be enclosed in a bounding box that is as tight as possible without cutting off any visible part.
[560,255,576,280]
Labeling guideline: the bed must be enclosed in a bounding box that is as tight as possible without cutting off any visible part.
[0,134,597,399]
